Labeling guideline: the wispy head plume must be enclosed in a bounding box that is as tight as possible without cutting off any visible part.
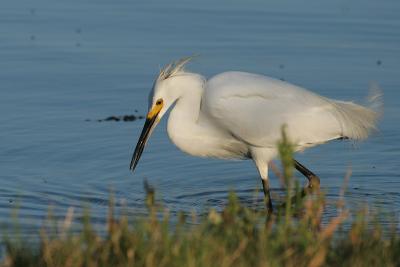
[157,56,195,82]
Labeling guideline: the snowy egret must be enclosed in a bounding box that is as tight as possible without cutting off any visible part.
[130,57,381,211]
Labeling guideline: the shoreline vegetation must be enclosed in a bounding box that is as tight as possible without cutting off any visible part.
[2,130,399,267]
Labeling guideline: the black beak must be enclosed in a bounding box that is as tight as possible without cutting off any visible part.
[129,114,159,172]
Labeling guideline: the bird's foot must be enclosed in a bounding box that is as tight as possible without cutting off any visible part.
[306,174,320,192]
[280,176,321,212]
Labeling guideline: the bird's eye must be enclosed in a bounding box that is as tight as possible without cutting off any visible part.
[156,99,163,105]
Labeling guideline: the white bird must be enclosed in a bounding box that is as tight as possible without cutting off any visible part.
[130,57,381,212]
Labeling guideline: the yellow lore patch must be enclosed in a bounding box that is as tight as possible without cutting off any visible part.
[146,100,163,119]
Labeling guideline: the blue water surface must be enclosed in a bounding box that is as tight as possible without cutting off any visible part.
[1,0,399,236]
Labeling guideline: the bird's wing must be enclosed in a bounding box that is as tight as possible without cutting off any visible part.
[203,72,343,148]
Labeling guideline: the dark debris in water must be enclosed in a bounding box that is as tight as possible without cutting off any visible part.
[86,114,145,122]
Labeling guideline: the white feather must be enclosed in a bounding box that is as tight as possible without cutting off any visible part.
[132,58,383,211]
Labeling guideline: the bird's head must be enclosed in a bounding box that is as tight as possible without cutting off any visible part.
[129,57,194,172]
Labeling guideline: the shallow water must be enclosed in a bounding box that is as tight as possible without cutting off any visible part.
[1,0,400,235]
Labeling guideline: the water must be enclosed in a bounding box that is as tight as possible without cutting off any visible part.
[1,0,399,235]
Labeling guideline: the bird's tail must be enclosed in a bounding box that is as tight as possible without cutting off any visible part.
[330,83,383,140]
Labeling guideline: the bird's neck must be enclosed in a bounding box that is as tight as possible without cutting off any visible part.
[167,76,203,131]
[166,74,247,159]
[166,76,214,156]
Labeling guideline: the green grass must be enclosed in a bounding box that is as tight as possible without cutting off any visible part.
[2,129,399,267]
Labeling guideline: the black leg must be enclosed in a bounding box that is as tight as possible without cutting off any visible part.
[293,159,320,190]
[261,179,273,214]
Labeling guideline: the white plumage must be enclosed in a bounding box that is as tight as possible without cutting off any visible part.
[130,57,382,211]
[204,71,380,149]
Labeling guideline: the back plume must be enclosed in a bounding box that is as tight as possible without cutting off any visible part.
[329,84,383,140]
